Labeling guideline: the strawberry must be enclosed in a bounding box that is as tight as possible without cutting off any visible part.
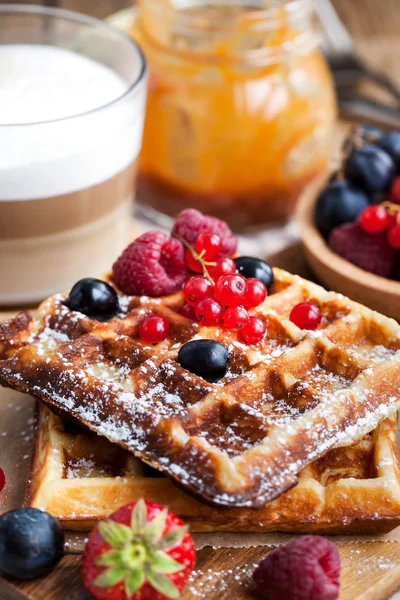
[82,500,195,600]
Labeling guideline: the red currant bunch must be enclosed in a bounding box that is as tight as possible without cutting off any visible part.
[174,231,271,344]
[185,233,223,274]
[195,233,222,260]
[180,270,269,344]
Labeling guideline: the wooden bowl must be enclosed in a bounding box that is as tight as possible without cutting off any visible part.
[297,184,400,321]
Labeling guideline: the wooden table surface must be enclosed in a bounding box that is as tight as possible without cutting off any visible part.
[1,1,400,599]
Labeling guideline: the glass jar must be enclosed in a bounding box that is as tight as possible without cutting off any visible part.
[133,0,336,229]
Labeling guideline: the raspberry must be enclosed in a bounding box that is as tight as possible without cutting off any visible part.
[172,209,237,258]
[329,223,396,278]
[0,468,5,493]
[253,536,340,600]
[112,232,187,297]
[139,315,170,344]
[290,302,322,330]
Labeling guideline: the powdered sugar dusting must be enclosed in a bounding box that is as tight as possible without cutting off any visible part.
[2,269,400,507]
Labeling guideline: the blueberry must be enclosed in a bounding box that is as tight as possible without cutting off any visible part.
[233,257,274,293]
[377,132,400,170]
[315,181,370,239]
[345,145,396,195]
[0,508,64,580]
[178,340,229,382]
[361,125,382,140]
[68,278,119,321]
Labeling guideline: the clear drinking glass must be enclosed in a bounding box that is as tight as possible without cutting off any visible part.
[0,5,147,304]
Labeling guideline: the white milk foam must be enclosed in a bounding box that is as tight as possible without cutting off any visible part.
[0,44,146,200]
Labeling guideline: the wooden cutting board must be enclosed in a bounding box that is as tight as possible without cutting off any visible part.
[1,242,400,600]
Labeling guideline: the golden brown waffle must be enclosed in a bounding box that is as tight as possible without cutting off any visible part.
[26,404,400,534]
[2,268,400,508]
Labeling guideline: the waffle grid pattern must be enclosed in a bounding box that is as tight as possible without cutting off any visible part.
[2,269,400,508]
[26,405,400,534]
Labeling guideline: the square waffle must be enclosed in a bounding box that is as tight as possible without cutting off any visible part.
[2,268,400,509]
[26,404,400,534]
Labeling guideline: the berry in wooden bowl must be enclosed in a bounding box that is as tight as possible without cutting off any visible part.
[297,126,400,320]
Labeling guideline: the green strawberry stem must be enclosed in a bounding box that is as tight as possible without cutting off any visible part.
[93,500,188,600]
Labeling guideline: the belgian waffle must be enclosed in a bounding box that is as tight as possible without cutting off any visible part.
[2,269,400,508]
[26,404,400,534]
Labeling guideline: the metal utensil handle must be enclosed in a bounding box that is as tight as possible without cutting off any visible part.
[339,95,400,129]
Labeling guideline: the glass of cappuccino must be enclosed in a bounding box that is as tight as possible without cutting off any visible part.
[0,5,147,304]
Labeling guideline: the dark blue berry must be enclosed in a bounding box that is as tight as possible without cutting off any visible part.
[68,278,119,321]
[361,125,382,140]
[178,340,229,382]
[0,508,64,580]
[345,145,396,195]
[315,181,369,239]
[233,257,274,293]
[377,132,400,170]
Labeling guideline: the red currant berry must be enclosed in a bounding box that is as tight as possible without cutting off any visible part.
[215,274,247,307]
[223,306,250,330]
[390,176,400,205]
[0,468,5,493]
[195,298,223,326]
[207,258,237,281]
[181,303,196,320]
[290,302,321,330]
[139,314,170,343]
[185,249,203,273]
[240,317,266,344]
[359,205,390,234]
[244,278,267,308]
[195,233,222,261]
[388,224,400,249]
[183,276,214,307]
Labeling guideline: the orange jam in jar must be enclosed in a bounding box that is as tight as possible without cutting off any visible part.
[133,0,337,228]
